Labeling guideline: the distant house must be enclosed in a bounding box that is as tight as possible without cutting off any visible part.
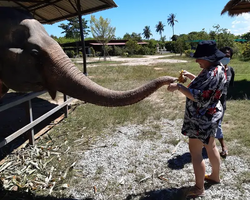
[60,39,148,56]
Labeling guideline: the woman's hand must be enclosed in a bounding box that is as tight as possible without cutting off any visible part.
[182,70,196,80]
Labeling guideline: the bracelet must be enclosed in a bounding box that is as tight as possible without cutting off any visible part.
[177,83,181,90]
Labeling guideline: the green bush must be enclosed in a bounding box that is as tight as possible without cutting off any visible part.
[184,49,195,57]
[147,39,158,49]
[165,41,175,52]
[137,46,151,55]
[113,46,125,56]
[65,50,75,58]
[123,52,129,57]
[78,51,82,58]
[90,47,96,57]
[241,42,250,61]
[125,39,140,55]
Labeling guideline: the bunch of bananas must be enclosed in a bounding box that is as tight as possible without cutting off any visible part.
[178,70,187,83]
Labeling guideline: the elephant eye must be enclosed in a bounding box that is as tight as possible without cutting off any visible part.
[31,49,39,57]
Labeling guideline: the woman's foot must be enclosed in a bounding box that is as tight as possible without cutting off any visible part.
[186,185,204,198]
[204,174,220,184]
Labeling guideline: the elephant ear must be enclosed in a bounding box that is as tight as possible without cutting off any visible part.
[0,79,9,98]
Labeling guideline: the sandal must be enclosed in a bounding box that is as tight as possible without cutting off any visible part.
[220,150,228,158]
[204,175,220,184]
[186,185,204,198]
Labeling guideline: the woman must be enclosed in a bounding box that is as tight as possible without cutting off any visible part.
[183,47,235,159]
[167,41,227,198]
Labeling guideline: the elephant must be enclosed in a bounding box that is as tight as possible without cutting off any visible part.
[0,7,176,107]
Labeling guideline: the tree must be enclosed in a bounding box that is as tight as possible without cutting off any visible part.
[142,26,152,39]
[125,39,140,55]
[160,36,166,42]
[123,32,142,41]
[209,30,217,40]
[241,32,250,41]
[90,15,116,60]
[212,24,235,49]
[59,17,89,39]
[167,13,178,38]
[123,33,131,40]
[171,34,178,41]
[175,34,190,55]
[155,21,165,39]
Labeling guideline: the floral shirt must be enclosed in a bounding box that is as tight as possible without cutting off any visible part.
[182,63,227,144]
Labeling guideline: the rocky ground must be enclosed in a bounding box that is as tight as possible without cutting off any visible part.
[68,118,250,200]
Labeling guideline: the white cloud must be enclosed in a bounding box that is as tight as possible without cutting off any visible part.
[230,13,250,35]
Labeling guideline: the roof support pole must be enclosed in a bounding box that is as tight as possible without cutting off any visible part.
[77,0,87,75]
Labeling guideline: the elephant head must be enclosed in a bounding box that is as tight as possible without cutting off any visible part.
[0,8,176,107]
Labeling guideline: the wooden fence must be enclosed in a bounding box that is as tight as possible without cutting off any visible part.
[0,91,73,148]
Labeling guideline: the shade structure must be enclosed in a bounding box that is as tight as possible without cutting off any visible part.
[221,0,250,16]
[0,0,117,75]
[0,0,117,24]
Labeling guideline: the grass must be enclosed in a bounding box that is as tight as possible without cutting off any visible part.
[53,54,250,152]
[60,56,249,163]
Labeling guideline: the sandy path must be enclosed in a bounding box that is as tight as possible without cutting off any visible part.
[75,55,188,67]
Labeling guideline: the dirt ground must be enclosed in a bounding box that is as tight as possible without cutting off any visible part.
[70,120,250,200]
[77,54,188,67]
[0,55,249,200]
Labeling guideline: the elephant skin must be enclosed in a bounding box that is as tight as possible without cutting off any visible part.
[0,7,177,107]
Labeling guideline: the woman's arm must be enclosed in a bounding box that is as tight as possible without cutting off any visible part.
[167,83,196,101]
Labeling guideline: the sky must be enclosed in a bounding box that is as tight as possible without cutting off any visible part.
[43,0,250,41]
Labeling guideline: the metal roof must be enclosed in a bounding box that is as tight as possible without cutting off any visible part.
[0,0,118,24]
[221,0,250,16]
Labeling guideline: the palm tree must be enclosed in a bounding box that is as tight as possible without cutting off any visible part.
[167,13,178,37]
[142,26,152,39]
[155,21,165,39]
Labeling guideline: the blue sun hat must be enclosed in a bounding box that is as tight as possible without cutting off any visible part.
[193,40,226,62]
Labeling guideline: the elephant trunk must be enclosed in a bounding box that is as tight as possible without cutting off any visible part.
[45,48,176,107]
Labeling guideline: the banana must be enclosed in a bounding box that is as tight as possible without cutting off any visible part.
[178,70,187,83]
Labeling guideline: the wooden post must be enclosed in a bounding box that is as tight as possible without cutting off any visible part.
[77,0,87,76]
[63,94,68,118]
[25,100,35,145]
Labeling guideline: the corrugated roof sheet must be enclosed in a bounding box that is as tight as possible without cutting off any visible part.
[0,0,117,24]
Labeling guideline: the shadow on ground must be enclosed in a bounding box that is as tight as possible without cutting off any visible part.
[125,187,190,200]
[0,92,65,160]
[0,180,91,200]
[167,148,208,170]
[227,80,250,100]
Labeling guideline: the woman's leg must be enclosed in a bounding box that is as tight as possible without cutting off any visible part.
[189,138,205,190]
[204,137,221,182]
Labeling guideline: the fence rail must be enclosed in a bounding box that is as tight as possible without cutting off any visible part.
[0,91,73,148]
